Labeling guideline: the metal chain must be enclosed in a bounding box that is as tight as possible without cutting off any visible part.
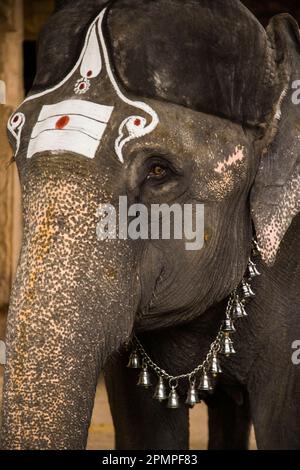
[130,245,260,389]
[132,292,235,383]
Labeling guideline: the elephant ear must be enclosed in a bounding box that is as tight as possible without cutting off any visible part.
[251,14,300,266]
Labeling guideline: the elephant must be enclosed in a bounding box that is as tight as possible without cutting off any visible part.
[1,0,300,450]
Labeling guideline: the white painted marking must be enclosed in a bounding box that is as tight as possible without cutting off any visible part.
[115,116,147,163]
[27,129,102,159]
[31,114,107,140]
[38,99,113,123]
[27,100,113,159]
[80,24,102,78]
[7,112,25,155]
[97,10,159,162]
[74,77,90,95]
[20,14,102,103]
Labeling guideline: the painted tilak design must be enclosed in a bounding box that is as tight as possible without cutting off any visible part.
[7,8,159,163]
[27,100,114,160]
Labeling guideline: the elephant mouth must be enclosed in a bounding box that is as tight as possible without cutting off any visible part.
[135,266,165,326]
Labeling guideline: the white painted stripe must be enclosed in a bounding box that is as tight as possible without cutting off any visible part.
[97,11,158,132]
[31,114,107,140]
[97,10,159,163]
[27,129,103,159]
[38,100,113,123]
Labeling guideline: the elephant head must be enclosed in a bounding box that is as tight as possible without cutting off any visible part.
[1,0,299,449]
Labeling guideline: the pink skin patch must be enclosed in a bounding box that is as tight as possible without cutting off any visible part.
[215,145,245,174]
[55,116,70,129]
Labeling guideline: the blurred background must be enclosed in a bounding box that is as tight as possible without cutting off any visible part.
[0,0,299,449]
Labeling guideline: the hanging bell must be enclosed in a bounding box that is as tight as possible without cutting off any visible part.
[242,281,255,298]
[198,370,212,391]
[153,376,167,401]
[220,333,236,356]
[185,381,200,407]
[210,353,222,376]
[137,364,152,387]
[167,386,180,409]
[232,300,247,319]
[248,260,260,278]
[127,350,141,369]
[222,316,236,333]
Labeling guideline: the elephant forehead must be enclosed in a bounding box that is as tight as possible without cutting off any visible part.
[34,0,278,127]
[107,0,274,126]
[124,99,252,201]
[127,98,251,165]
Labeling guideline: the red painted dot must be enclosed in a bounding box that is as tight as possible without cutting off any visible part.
[13,115,19,123]
[55,115,70,129]
[134,118,141,126]
[87,70,92,77]
[79,82,86,90]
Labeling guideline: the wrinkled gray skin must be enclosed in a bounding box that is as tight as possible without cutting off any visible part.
[1,0,300,449]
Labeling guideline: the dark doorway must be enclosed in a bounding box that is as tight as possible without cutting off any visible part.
[23,40,37,94]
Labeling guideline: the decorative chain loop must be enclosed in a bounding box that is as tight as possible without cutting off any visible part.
[132,291,236,383]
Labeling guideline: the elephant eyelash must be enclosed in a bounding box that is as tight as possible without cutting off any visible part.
[147,164,169,180]
[145,155,182,179]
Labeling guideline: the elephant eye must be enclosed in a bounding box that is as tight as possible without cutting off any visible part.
[147,164,168,180]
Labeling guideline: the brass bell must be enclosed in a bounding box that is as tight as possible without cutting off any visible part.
[222,317,236,333]
[210,353,222,376]
[232,300,247,319]
[248,260,260,278]
[220,333,236,356]
[185,381,200,407]
[127,350,141,369]
[167,386,180,409]
[198,370,212,391]
[242,281,255,298]
[153,376,167,401]
[137,364,152,388]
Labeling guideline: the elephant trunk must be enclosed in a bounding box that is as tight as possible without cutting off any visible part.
[0,156,138,449]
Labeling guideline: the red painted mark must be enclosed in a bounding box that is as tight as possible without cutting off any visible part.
[55,115,70,129]
[79,82,86,90]
[134,118,141,126]
[87,70,92,77]
[13,115,19,123]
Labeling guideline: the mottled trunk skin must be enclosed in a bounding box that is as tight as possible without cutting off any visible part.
[0,156,138,449]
